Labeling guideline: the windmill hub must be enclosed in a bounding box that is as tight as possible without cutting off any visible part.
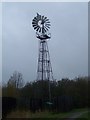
[38,20,43,27]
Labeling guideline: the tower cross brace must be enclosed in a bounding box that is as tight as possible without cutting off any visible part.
[37,40,53,82]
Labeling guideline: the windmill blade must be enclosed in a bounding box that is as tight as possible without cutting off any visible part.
[43,28,47,33]
[43,16,47,21]
[46,26,50,29]
[45,25,50,29]
[36,26,40,31]
[44,26,49,31]
[36,27,40,31]
[37,27,40,31]
[45,24,51,26]
[42,16,44,20]
[33,23,38,26]
[34,26,39,30]
[45,21,50,24]
[32,22,38,26]
[32,21,37,25]
[44,19,49,22]
[39,28,41,32]
[45,25,50,28]
[32,18,37,22]
[44,28,48,32]
[33,17,38,21]
[32,20,37,24]
[33,24,37,27]
[32,24,37,27]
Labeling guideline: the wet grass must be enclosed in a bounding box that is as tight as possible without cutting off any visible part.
[79,111,90,119]
[6,110,69,118]
[6,108,88,118]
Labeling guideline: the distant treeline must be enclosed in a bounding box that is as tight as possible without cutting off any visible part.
[2,71,89,118]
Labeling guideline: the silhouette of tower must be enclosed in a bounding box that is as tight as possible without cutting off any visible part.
[32,13,54,101]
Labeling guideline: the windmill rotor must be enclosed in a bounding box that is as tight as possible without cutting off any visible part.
[32,13,51,33]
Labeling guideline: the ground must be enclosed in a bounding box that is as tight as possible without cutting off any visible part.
[5,108,89,119]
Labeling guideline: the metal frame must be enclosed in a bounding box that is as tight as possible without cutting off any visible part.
[32,13,54,102]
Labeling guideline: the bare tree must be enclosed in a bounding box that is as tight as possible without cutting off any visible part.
[8,71,24,89]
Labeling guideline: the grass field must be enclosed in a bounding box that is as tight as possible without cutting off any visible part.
[6,108,88,119]
[79,111,90,119]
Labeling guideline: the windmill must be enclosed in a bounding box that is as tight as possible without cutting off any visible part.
[32,13,54,102]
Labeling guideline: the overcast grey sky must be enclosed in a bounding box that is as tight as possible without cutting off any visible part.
[2,2,88,84]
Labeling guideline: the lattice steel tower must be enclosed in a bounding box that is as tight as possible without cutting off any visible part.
[32,13,54,101]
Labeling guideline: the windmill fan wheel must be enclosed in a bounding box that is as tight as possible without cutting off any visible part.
[32,13,51,33]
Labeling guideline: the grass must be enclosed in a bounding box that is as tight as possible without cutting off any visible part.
[6,108,88,118]
[6,110,69,118]
[79,111,90,119]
